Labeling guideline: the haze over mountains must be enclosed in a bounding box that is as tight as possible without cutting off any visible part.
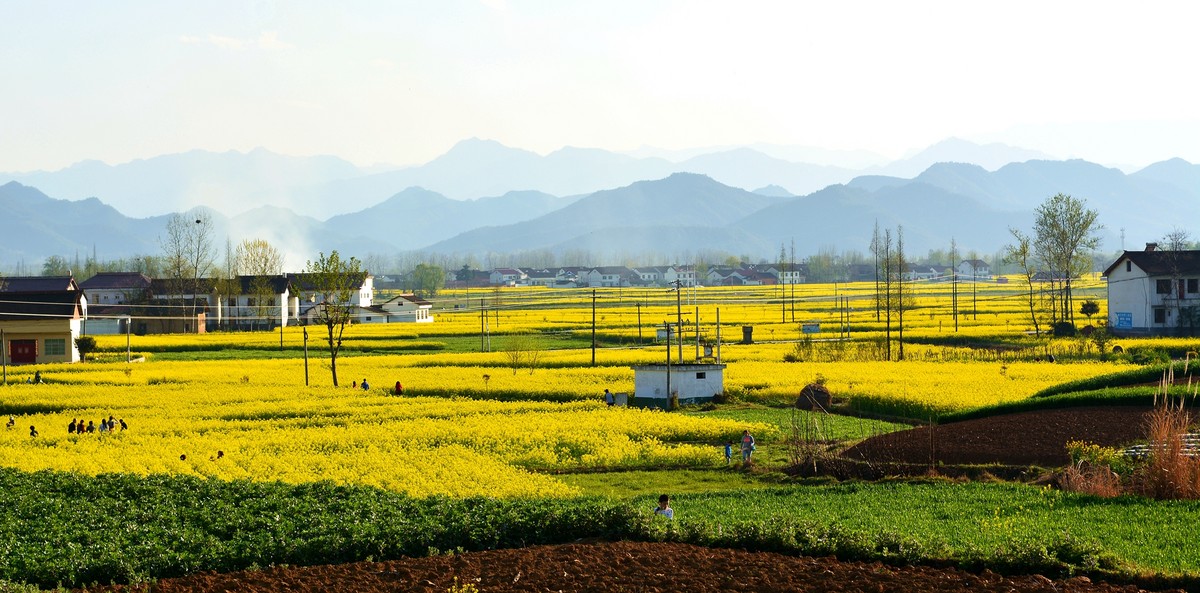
[1,138,1197,268]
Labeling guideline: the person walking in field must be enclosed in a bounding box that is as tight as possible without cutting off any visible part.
[741,430,755,463]
[29,425,38,438]
[724,441,733,464]
[68,419,77,434]
[361,378,370,390]
[604,389,614,406]
[394,381,403,395]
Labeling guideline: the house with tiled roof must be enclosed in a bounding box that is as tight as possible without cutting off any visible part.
[1103,243,1200,336]
[364,293,434,323]
[579,266,637,288]
[957,259,992,280]
[0,277,87,364]
[79,272,152,307]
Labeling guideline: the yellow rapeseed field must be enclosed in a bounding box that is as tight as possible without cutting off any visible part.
[2,278,1134,497]
[0,381,766,497]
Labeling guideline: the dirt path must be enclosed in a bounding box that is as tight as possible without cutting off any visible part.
[80,541,1178,593]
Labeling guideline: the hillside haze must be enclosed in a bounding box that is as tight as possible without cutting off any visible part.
[2,138,1198,267]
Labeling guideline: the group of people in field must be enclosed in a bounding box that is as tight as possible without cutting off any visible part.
[68,416,127,435]
[350,378,405,395]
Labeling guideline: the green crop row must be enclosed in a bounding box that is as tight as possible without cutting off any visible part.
[1030,362,1185,399]
[2,469,1199,589]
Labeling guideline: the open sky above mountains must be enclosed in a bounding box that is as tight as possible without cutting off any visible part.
[2,2,1198,173]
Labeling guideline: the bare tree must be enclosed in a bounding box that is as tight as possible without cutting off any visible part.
[303,250,364,387]
[502,335,543,375]
[1004,228,1042,335]
[1161,228,1196,335]
[160,210,217,330]
[236,238,285,276]
[235,239,285,330]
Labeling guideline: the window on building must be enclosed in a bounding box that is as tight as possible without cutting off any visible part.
[696,372,706,379]
[247,298,256,306]
[1189,279,1199,294]
[1126,261,1132,272]
[1154,307,1167,324]
[1156,279,1172,294]
[268,298,276,306]
[44,338,66,356]
[228,297,236,307]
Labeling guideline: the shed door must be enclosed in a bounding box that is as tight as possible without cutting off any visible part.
[10,339,37,364]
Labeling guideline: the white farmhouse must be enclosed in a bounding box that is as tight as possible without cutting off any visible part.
[368,293,435,323]
[957,259,992,281]
[1103,244,1200,336]
[630,363,726,408]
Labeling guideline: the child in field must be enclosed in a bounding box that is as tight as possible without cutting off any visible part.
[724,441,732,464]
[654,494,673,519]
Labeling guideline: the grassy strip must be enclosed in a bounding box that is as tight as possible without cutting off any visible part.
[937,387,1162,424]
[684,405,910,441]
[1031,362,1183,399]
[638,483,1200,580]
[3,469,1200,588]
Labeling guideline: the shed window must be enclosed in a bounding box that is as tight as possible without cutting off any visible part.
[696,372,706,379]
[1156,279,1172,294]
[1154,307,1167,324]
[44,338,66,356]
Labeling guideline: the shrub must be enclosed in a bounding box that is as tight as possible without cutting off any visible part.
[1052,322,1077,337]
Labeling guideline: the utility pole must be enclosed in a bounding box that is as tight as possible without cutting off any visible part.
[664,322,672,402]
[303,327,309,387]
[636,302,642,342]
[674,280,683,361]
[591,289,597,366]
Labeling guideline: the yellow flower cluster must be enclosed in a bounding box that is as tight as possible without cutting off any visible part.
[0,383,766,498]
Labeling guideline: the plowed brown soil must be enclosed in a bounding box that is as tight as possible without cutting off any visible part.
[843,406,1155,466]
[81,541,1179,593]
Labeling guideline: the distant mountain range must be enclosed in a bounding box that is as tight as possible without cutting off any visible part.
[0,137,1055,219]
[2,147,1197,268]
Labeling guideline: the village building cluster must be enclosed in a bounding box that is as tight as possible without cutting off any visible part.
[1,247,1197,364]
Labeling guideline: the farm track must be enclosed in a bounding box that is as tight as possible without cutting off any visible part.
[78,541,1181,593]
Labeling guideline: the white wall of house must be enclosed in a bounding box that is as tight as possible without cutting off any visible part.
[1107,260,1200,333]
[632,364,725,406]
[220,292,291,328]
[665,266,696,287]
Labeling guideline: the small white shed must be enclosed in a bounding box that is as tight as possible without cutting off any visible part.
[631,363,726,409]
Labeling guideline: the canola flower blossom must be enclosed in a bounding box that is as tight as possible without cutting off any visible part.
[0,383,766,498]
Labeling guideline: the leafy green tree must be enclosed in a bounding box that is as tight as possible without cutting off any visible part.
[303,250,364,387]
[410,263,445,298]
[1080,299,1100,323]
[74,336,97,362]
[1032,193,1102,327]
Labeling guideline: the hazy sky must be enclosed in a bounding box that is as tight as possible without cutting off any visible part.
[3,1,1198,172]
